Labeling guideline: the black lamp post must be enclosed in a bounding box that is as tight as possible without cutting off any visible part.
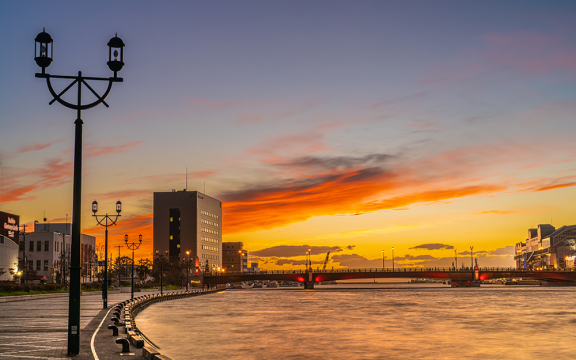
[382,250,385,270]
[125,234,143,300]
[155,249,168,295]
[470,246,474,269]
[184,250,190,291]
[92,200,122,309]
[34,29,124,356]
[392,247,395,271]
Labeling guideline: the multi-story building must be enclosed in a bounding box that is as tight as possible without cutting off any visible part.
[515,224,576,269]
[19,223,96,282]
[153,190,222,271]
[222,242,248,271]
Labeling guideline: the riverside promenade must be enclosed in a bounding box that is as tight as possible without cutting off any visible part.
[0,290,180,360]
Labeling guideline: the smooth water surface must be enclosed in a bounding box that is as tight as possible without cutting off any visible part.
[136,284,576,359]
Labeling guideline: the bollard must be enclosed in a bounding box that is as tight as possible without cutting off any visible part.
[108,325,118,336]
[116,338,131,354]
[113,311,120,318]
[111,317,120,323]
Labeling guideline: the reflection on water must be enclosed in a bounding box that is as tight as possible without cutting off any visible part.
[136,284,576,359]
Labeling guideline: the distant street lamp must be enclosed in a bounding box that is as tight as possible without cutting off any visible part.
[33,28,125,356]
[184,250,191,291]
[470,246,474,269]
[92,200,122,309]
[124,234,143,300]
[155,249,168,295]
[455,249,458,269]
[382,250,385,270]
[392,247,395,271]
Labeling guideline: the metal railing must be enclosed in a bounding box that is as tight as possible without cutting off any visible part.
[204,267,576,276]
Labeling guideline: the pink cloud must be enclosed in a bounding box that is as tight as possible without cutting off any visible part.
[184,97,279,110]
[17,140,62,155]
[84,141,142,158]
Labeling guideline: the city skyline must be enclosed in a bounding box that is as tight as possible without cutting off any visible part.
[1,1,576,269]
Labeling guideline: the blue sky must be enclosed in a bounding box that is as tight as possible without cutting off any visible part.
[1,1,576,268]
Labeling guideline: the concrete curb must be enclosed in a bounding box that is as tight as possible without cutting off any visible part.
[123,289,223,359]
[0,290,122,303]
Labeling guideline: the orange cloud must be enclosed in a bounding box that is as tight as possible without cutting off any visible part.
[222,162,505,234]
[0,158,73,204]
[475,210,522,215]
[84,213,154,262]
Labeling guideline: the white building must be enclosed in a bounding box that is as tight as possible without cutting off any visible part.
[0,235,19,281]
[19,223,96,282]
[515,224,576,269]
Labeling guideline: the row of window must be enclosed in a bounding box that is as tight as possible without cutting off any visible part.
[202,227,219,236]
[201,236,218,244]
[201,210,219,220]
[202,245,219,252]
[201,254,219,260]
[21,240,71,253]
[201,218,219,228]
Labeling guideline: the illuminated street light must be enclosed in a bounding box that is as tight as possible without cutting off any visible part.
[34,29,124,355]
[124,234,143,300]
[155,249,168,295]
[92,200,122,308]
[392,247,395,271]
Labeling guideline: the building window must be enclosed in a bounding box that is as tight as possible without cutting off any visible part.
[36,260,41,271]
[37,241,41,251]
[44,260,49,271]
[45,241,50,251]
[29,241,34,251]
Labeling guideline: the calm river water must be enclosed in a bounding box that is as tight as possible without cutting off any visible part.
[136,284,576,359]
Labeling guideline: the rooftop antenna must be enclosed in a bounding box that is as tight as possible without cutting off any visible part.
[186,167,188,191]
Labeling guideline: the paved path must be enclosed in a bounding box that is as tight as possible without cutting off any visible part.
[0,290,165,360]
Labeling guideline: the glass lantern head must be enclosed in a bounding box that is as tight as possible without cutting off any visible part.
[116,200,122,214]
[35,29,53,71]
[92,201,98,214]
[107,34,125,75]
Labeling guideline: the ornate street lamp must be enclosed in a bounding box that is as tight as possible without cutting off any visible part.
[34,29,124,356]
[125,234,143,300]
[155,249,168,295]
[92,200,122,309]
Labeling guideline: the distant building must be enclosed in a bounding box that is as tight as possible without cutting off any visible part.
[0,235,19,281]
[21,223,95,282]
[153,190,222,271]
[222,242,247,271]
[250,262,260,272]
[515,224,576,269]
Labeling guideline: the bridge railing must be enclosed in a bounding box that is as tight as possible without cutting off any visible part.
[204,267,576,276]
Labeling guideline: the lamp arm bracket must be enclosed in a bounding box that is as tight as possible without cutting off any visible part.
[38,73,119,111]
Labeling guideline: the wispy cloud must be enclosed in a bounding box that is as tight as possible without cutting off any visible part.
[84,141,143,158]
[409,243,454,250]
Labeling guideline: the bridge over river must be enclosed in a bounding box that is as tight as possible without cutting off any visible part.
[202,267,576,288]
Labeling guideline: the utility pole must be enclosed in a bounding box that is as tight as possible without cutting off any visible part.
[115,245,122,285]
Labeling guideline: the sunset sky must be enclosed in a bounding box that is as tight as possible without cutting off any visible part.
[2,1,576,270]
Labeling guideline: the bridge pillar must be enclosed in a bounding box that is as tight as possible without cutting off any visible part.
[303,282,315,289]
[450,280,480,288]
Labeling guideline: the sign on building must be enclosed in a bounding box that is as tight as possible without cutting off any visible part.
[0,211,19,245]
